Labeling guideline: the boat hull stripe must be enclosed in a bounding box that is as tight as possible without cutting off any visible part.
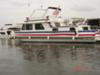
[16,33,75,36]
[78,34,95,36]
[16,33,95,37]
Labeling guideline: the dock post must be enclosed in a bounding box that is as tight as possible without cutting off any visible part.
[47,36,50,40]
[72,36,75,40]
[28,36,31,39]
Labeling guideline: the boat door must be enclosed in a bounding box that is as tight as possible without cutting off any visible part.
[70,27,77,35]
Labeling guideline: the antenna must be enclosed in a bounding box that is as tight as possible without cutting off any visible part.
[26,0,31,18]
[25,0,31,22]
[40,5,43,9]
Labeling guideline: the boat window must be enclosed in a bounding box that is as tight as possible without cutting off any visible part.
[0,32,5,35]
[7,31,11,35]
[35,23,44,30]
[70,27,76,32]
[83,27,88,30]
[70,27,77,34]
[54,22,60,27]
[53,28,58,32]
[22,24,33,30]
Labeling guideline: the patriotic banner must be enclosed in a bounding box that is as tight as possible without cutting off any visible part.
[53,9,59,16]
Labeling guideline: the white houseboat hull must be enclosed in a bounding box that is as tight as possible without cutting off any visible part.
[15,30,99,43]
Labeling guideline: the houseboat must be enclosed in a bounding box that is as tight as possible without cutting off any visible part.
[15,7,99,43]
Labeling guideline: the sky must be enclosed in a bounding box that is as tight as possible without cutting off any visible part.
[0,0,100,27]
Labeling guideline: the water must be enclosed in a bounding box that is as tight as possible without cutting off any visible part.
[0,39,100,75]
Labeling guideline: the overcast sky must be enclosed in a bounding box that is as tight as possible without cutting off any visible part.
[0,0,100,27]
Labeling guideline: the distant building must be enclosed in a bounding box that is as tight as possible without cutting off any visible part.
[5,24,12,26]
[87,18,100,29]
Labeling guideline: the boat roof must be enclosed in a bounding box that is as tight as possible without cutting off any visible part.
[17,17,65,25]
[48,7,61,11]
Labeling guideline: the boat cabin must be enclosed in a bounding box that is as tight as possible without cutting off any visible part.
[17,19,94,34]
[18,18,70,32]
[0,30,15,38]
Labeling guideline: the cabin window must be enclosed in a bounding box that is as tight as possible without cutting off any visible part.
[22,24,32,30]
[83,27,88,30]
[35,23,44,30]
[54,22,60,27]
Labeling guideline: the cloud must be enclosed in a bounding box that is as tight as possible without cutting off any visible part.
[71,5,95,12]
[0,0,26,8]
[0,0,9,1]
[10,1,26,7]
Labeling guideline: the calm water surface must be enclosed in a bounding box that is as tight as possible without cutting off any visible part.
[0,39,100,75]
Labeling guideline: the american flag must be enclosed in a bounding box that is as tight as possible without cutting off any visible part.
[52,9,59,16]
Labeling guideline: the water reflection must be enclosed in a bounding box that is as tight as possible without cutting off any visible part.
[16,43,97,63]
[70,46,77,60]
[0,39,100,75]
[16,43,100,73]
